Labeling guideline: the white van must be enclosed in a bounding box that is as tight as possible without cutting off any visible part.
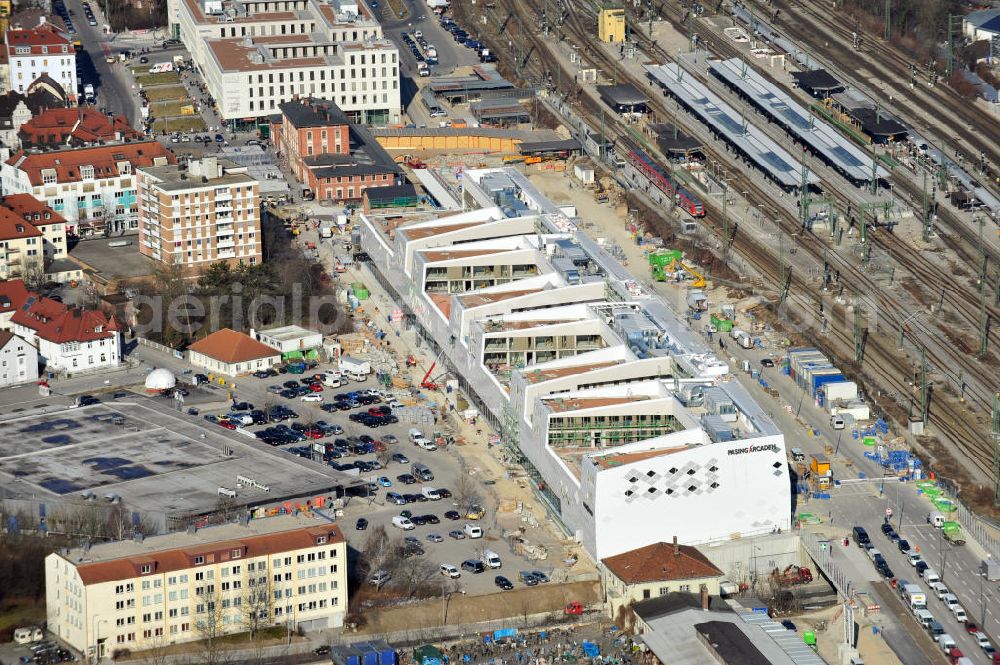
[930,581,949,599]
[408,428,424,442]
[346,370,367,382]
[481,549,502,569]
[422,487,442,500]
[942,593,960,610]
[464,523,483,538]
[922,568,940,584]
[952,605,967,622]
[913,609,934,629]
[937,634,956,653]
[927,511,945,527]
[830,414,846,430]
[392,516,415,530]
[415,437,438,451]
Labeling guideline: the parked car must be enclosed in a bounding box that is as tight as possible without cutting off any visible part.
[494,575,514,590]
[355,518,368,530]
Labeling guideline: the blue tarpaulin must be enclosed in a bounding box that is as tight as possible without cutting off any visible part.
[493,628,517,641]
[582,643,600,658]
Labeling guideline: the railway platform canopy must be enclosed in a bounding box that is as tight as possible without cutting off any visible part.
[790,69,845,98]
[830,92,908,144]
[518,138,583,157]
[650,123,703,159]
[471,99,531,126]
[598,83,650,114]
[644,63,819,189]
[709,58,887,183]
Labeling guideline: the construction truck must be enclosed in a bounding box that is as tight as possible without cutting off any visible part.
[810,453,832,490]
[771,565,813,586]
[647,249,706,287]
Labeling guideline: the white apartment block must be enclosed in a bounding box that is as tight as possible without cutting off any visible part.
[6,19,78,101]
[46,518,349,658]
[11,298,122,373]
[170,0,400,124]
[137,157,261,267]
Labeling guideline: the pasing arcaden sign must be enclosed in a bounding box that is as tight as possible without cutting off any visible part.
[727,443,780,456]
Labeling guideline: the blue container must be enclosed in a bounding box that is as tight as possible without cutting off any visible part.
[363,649,379,665]
[379,650,397,665]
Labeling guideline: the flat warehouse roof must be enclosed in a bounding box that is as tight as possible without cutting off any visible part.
[709,59,887,181]
[644,63,819,188]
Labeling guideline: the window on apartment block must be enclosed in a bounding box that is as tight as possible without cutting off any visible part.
[140,564,152,574]
[194,556,205,565]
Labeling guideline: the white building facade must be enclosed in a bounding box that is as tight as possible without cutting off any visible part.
[169,0,400,124]
[5,20,77,100]
[357,168,792,560]
[11,299,122,373]
[0,330,39,387]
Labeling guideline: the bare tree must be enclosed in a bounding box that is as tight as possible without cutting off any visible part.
[375,449,392,469]
[194,587,226,665]
[357,525,398,584]
[242,573,274,640]
[452,464,482,513]
[389,555,438,596]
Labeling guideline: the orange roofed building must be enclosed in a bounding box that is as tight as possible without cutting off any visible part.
[187,327,281,376]
[0,194,68,281]
[0,140,175,235]
[45,516,349,656]
[601,540,724,618]
[18,106,141,149]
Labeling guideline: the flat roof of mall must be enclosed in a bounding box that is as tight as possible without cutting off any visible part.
[0,399,360,523]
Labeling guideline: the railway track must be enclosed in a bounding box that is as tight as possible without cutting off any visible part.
[765,0,1000,202]
[452,0,999,481]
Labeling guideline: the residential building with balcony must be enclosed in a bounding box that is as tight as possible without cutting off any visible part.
[136,157,260,268]
[45,517,348,658]
[357,167,791,560]
[271,98,399,202]
[168,0,400,124]
[0,141,176,236]
[6,18,77,101]
[11,297,121,372]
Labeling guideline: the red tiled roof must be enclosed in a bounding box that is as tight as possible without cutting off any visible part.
[0,193,67,227]
[19,107,141,147]
[0,330,14,348]
[6,22,72,56]
[6,141,176,186]
[75,524,345,585]
[11,297,120,344]
[601,542,723,584]
[0,280,34,316]
[188,328,281,364]
[0,206,42,241]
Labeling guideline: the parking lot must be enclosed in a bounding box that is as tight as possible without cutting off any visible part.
[191,367,555,597]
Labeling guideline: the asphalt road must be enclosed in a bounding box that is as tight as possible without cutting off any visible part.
[63,0,142,124]
[715,336,1000,664]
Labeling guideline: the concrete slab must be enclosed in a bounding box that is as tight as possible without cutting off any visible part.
[68,237,156,281]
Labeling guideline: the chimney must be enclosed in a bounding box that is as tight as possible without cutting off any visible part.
[673,535,679,555]
[700,584,709,611]
[39,15,46,25]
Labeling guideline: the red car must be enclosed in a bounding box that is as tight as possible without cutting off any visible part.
[309,383,324,392]
[305,428,324,439]
[218,419,236,430]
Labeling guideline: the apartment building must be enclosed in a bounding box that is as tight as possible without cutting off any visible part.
[45,517,348,657]
[1,141,176,235]
[11,297,121,372]
[6,18,77,100]
[358,168,791,559]
[137,157,261,267]
[169,0,400,124]
[0,194,67,281]
[0,278,33,329]
[271,98,399,202]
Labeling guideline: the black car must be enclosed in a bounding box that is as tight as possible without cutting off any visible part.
[444,510,461,520]
[112,391,128,399]
[436,488,452,498]
[461,559,484,573]
[355,518,368,530]
[410,515,428,526]
[321,403,339,412]
[880,522,893,535]
[313,647,331,656]
[250,410,268,425]
[897,539,911,553]
[232,401,254,411]
[397,474,417,484]
[421,514,439,524]
[195,373,209,383]
[494,575,513,590]
[283,380,299,389]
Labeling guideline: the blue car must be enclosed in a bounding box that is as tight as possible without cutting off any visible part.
[378,476,393,487]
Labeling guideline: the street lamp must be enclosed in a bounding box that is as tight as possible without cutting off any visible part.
[91,617,107,664]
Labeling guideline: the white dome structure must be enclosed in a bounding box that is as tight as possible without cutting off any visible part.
[144,368,177,393]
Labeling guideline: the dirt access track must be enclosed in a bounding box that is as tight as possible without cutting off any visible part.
[358,581,601,634]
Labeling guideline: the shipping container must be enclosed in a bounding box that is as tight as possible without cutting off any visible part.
[810,369,846,397]
[823,380,858,403]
